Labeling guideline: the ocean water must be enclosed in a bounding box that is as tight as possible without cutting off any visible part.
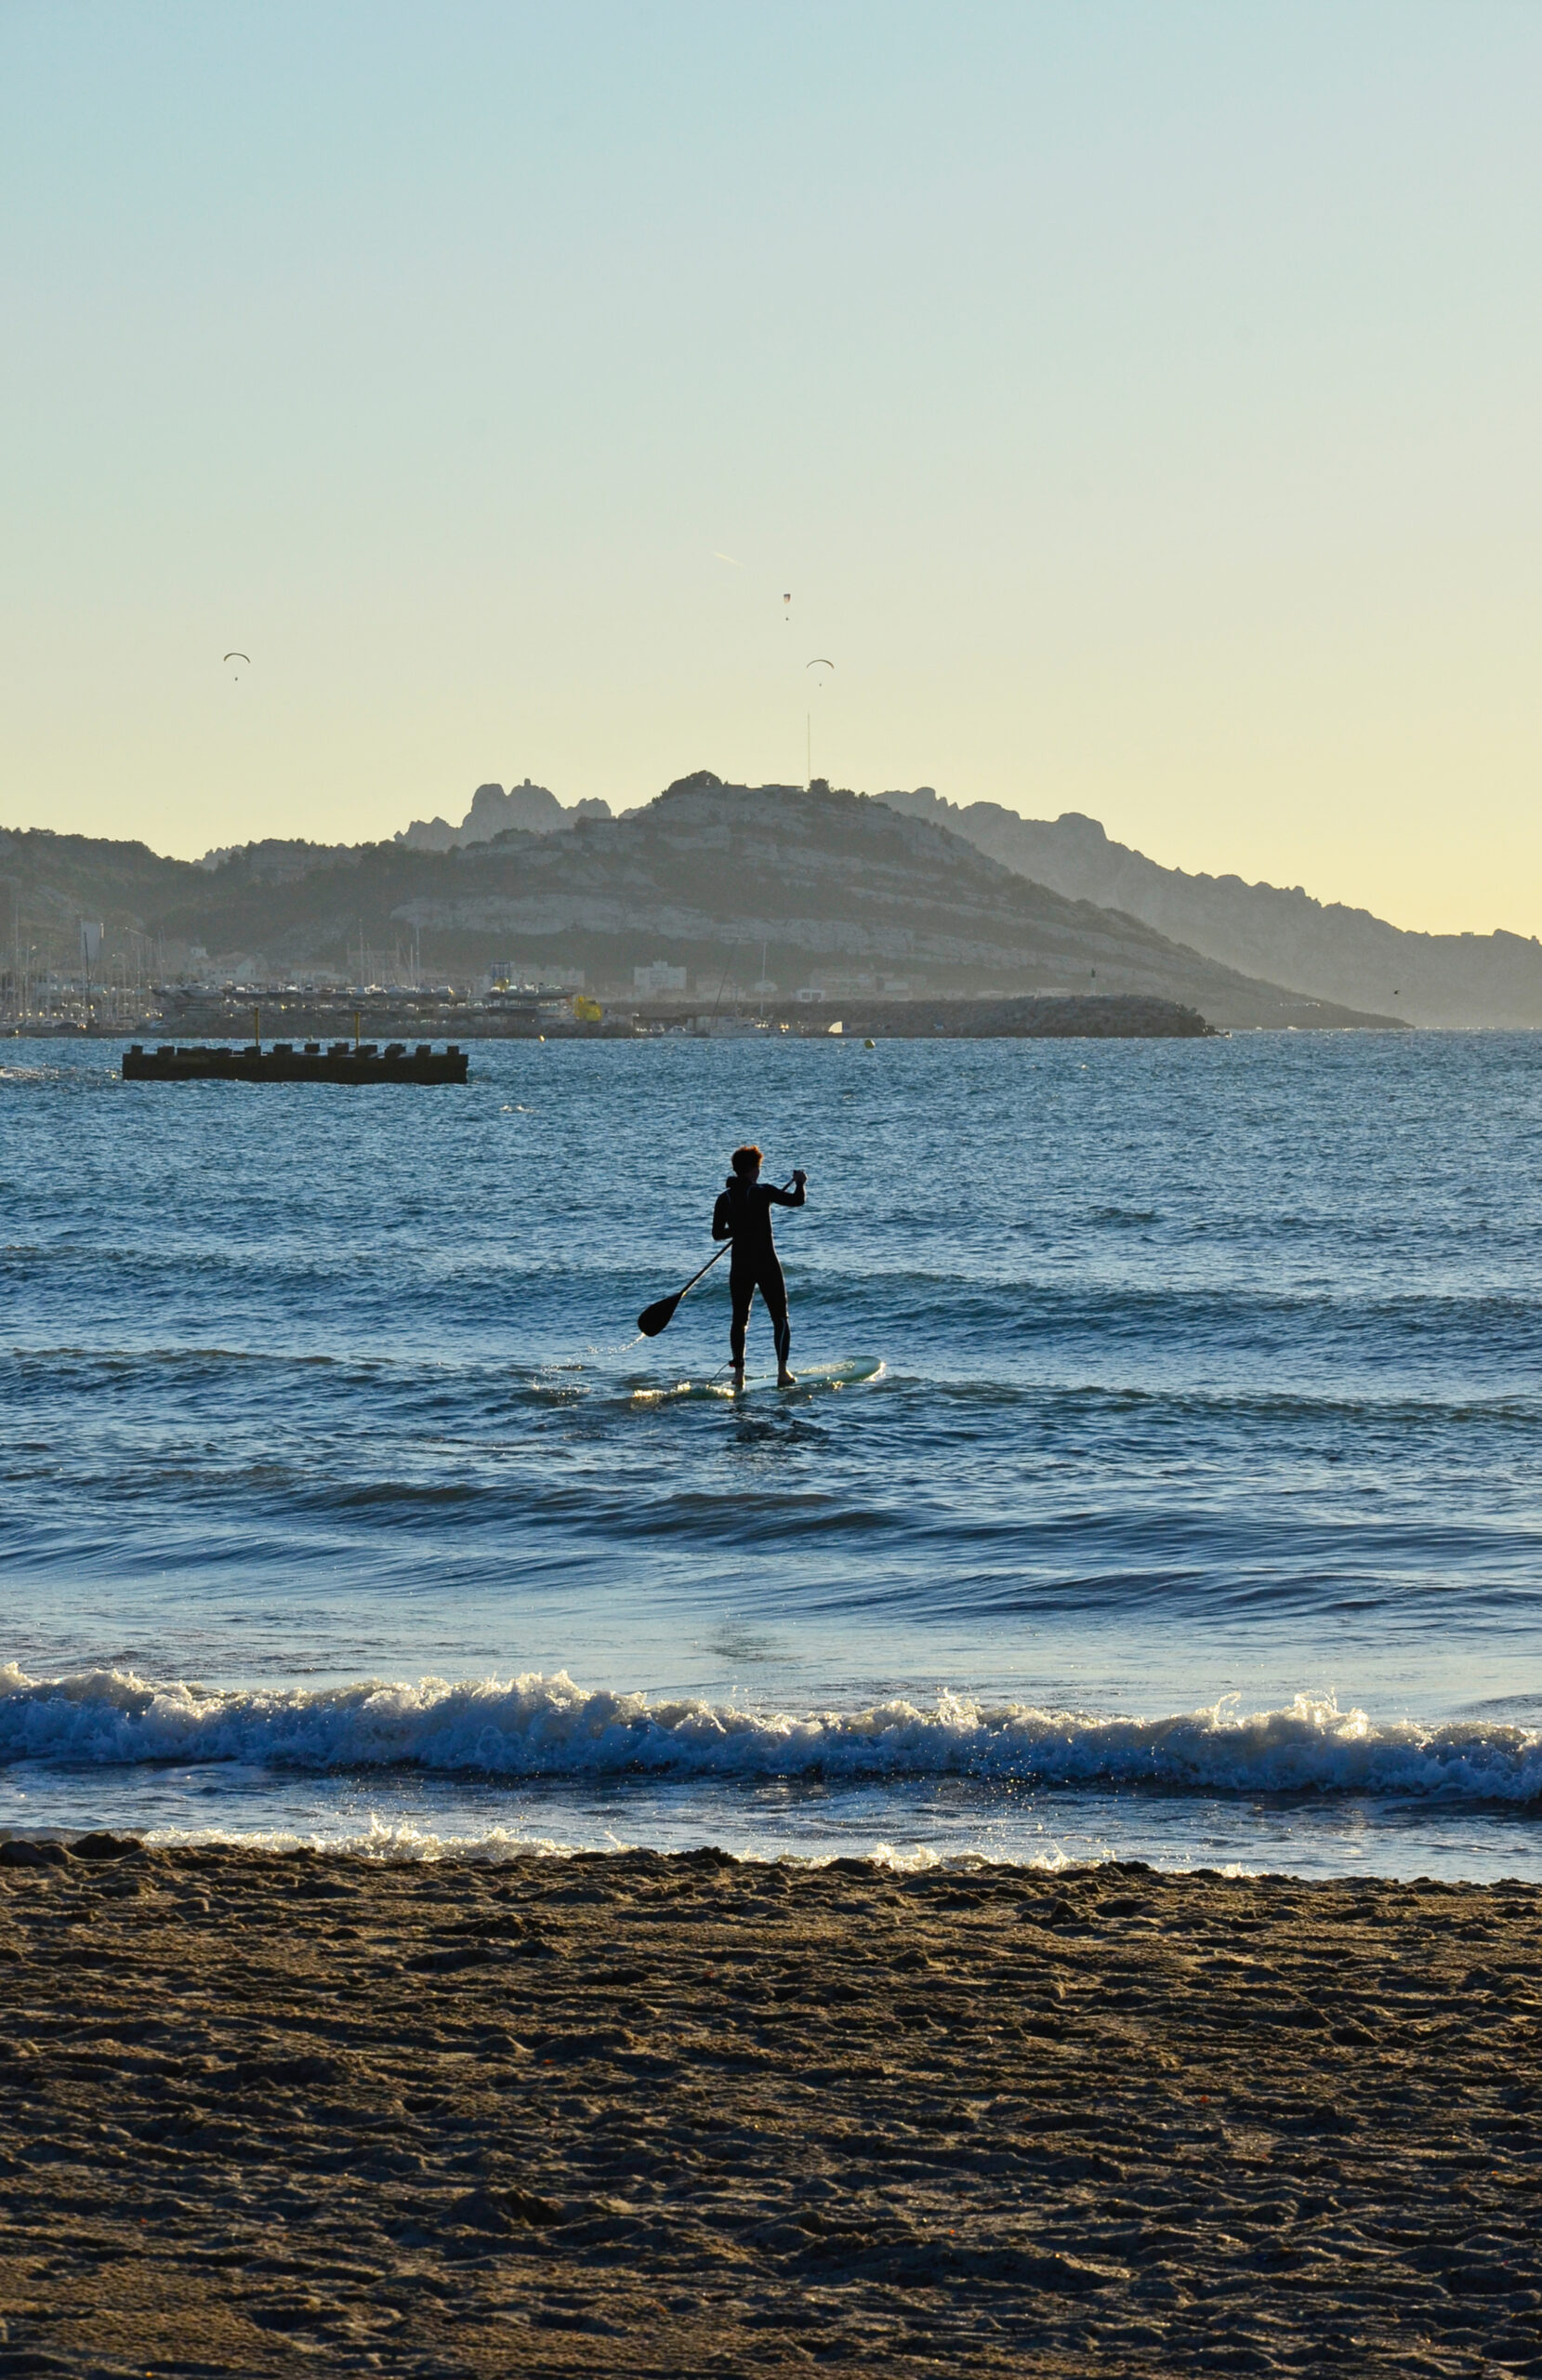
[4,1028,1542,1881]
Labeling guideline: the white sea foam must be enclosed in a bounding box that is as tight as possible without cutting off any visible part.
[3,1666,1541,1803]
[134,1816,587,1863]
[59,1820,1061,1871]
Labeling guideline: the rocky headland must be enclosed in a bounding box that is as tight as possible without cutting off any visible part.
[1,777,1403,1034]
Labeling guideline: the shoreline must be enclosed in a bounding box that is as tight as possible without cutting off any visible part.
[4,990,1407,1041]
[3,1842,1537,2373]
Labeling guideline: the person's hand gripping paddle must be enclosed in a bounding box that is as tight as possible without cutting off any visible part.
[637,1178,797,1339]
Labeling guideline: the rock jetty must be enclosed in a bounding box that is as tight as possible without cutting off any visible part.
[813,994,1218,1038]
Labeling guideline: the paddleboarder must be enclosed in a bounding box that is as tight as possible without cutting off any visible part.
[712,1144,807,1389]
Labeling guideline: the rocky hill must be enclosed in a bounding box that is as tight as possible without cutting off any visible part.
[0,777,1401,1031]
[878,790,1542,1029]
[393,778,613,853]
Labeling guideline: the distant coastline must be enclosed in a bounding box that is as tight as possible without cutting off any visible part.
[6,993,1417,1044]
[1,776,1409,1037]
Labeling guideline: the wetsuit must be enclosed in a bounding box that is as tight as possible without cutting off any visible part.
[711,1174,805,1369]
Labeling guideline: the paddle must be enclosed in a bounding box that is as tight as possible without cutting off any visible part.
[637,1179,797,1339]
[637,1242,731,1338]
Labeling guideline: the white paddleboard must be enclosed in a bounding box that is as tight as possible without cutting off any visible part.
[631,1357,883,1406]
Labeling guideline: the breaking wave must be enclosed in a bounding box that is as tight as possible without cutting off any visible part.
[3,1665,1541,1805]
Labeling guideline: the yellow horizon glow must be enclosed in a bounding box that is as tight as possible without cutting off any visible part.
[4,2,1540,940]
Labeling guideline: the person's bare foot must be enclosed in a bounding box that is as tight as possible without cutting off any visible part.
[777,1367,797,1387]
[731,1365,745,1391]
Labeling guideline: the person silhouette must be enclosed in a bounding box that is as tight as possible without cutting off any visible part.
[711,1144,807,1388]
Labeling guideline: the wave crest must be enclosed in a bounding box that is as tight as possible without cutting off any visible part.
[2,1666,1540,1803]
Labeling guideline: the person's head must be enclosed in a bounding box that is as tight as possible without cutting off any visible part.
[731,1144,763,1180]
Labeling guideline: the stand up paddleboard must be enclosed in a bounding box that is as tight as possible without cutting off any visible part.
[631,1358,883,1406]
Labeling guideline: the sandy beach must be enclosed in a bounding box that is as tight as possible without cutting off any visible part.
[0,1841,1536,2374]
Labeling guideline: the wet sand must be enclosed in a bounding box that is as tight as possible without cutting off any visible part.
[1,1841,1538,2376]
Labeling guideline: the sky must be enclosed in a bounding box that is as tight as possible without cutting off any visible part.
[3,1,1540,933]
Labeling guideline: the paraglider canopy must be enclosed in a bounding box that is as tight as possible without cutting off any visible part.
[223,651,250,679]
[806,656,834,675]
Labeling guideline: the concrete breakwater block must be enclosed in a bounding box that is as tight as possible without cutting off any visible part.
[121,1042,469,1084]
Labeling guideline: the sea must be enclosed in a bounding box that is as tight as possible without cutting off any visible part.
[4,1028,1542,1884]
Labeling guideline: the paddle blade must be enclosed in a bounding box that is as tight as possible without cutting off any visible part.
[637,1290,683,1338]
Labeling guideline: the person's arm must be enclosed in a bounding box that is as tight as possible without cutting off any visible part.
[711,1189,733,1240]
[768,1170,807,1209]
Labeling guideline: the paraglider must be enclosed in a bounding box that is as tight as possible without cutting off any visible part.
[783,593,791,623]
[806,657,834,678]
[223,652,250,680]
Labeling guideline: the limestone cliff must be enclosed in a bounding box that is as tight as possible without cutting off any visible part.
[394,780,612,852]
[1,779,1401,1031]
[879,790,1542,1029]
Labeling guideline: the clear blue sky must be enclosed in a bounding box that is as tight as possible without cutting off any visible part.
[4,1,1540,931]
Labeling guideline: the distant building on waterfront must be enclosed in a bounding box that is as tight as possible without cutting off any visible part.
[634,962,687,995]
